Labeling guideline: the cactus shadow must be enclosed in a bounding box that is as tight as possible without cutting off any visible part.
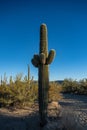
[0,109,42,130]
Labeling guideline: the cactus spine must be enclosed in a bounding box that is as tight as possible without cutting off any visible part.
[31,24,55,126]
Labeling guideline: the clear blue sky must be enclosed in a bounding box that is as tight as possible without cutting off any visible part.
[0,0,87,81]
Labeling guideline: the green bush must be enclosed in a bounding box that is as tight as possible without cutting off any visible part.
[0,80,63,108]
[49,82,62,102]
[62,78,87,95]
[0,81,38,107]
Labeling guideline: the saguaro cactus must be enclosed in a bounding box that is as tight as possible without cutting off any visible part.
[31,24,55,126]
[27,64,30,84]
[1,76,2,86]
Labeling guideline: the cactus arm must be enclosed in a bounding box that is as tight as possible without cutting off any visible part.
[34,54,39,60]
[31,58,38,67]
[46,49,56,64]
[39,53,46,65]
[31,54,39,67]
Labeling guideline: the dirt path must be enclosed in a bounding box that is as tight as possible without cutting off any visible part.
[59,93,87,130]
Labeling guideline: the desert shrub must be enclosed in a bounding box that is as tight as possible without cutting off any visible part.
[62,78,87,95]
[48,82,62,102]
[1,76,87,108]
[77,79,87,95]
[0,80,63,108]
[62,79,73,93]
[0,81,38,107]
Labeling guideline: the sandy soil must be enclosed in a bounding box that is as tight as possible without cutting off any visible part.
[0,103,62,130]
[59,93,87,130]
[0,104,40,130]
[1,94,87,130]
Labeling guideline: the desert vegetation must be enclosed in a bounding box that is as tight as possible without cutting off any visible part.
[0,73,62,108]
[62,78,87,95]
[1,76,87,108]
[1,75,87,130]
[0,73,37,107]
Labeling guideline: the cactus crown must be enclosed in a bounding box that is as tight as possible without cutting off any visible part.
[40,24,48,56]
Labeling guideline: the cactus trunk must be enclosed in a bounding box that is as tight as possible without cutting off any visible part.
[38,65,49,125]
[31,24,55,126]
[38,24,49,125]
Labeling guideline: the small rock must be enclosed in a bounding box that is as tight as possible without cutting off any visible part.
[47,101,62,118]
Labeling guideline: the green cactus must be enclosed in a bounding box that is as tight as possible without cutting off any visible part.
[1,76,2,86]
[9,76,13,84]
[31,24,56,126]
[28,64,30,84]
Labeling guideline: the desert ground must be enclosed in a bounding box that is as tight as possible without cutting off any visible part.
[0,94,87,130]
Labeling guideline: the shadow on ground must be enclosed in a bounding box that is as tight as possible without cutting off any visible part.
[0,110,43,130]
[61,93,87,103]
